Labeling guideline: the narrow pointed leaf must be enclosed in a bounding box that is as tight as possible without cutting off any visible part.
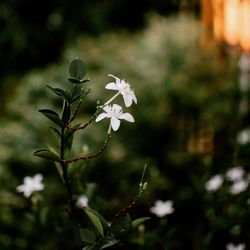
[39,109,63,127]
[54,162,64,181]
[131,217,150,230]
[100,237,119,249]
[46,85,71,103]
[84,208,104,237]
[85,207,109,228]
[33,149,61,162]
[82,245,96,250]
[62,101,71,124]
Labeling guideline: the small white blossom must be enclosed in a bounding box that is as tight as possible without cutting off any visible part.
[226,167,245,182]
[150,200,174,218]
[105,74,137,107]
[16,174,44,198]
[205,174,223,192]
[237,129,250,145]
[76,195,89,208]
[96,104,134,132]
[226,243,246,250]
[229,179,249,195]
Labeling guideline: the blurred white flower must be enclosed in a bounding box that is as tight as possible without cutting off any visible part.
[226,243,246,250]
[205,174,223,192]
[229,179,249,195]
[237,129,250,145]
[105,74,137,107]
[96,104,134,132]
[76,195,89,208]
[150,200,174,217]
[226,167,245,182]
[16,174,44,198]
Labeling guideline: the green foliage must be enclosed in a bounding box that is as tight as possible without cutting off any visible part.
[108,213,131,238]
[84,208,104,237]
[68,58,87,84]
[33,149,61,162]
[1,14,249,250]
[39,109,63,128]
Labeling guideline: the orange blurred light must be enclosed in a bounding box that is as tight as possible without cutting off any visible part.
[209,0,250,51]
[213,0,224,42]
[223,0,241,46]
[239,1,250,51]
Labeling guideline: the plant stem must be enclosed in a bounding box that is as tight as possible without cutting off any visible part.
[60,126,77,223]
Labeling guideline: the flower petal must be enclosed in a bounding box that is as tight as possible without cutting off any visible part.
[123,94,133,107]
[119,113,134,122]
[96,113,108,122]
[111,117,121,131]
[108,74,120,81]
[105,82,118,90]
[131,92,137,104]
[103,105,112,113]
[34,174,43,182]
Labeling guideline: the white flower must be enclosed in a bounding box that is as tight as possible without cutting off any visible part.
[229,179,249,195]
[96,104,134,132]
[16,174,44,198]
[226,166,245,182]
[237,129,250,145]
[105,74,137,107]
[226,243,246,250]
[205,174,223,192]
[150,200,174,218]
[76,195,89,208]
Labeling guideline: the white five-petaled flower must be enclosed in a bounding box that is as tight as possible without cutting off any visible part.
[150,200,174,218]
[205,174,224,192]
[226,243,246,250]
[105,74,137,107]
[96,104,134,132]
[76,194,89,209]
[16,174,44,198]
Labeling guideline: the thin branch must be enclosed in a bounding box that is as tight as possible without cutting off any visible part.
[67,106,101,132]
[112,165,147,223]
[67,100,82,126]
[63,134,111,164]
[67,116,94,132]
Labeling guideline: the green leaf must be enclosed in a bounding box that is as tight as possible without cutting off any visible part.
[84,208,104,237]
[131,217,150,230]
[68,77,86,84]
[108,213,131,238]
[46,85,71,103]
[100,237,119,249]
[62,101,71,124]
[82,245,96,250]
[69,58,86,81]
[33,149,61,162]
[54,162,64,181]
[80,228,96,244]
[85,208,109,228]
[39,109,63,127]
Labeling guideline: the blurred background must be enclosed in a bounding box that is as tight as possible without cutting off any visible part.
[1,0,250,249]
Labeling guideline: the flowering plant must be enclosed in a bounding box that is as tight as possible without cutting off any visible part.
[16,58,148,249]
